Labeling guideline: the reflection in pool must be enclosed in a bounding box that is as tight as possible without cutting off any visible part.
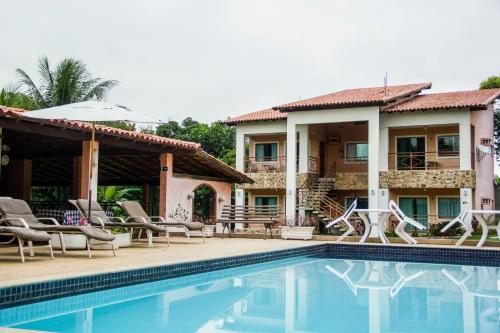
[0,257,498,332]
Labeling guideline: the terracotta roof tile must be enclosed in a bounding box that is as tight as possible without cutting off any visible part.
[0,105,253,183]
[274,83,432,111]
[0,106,200,149]
[223,108,287,125]
[383,89,500,112]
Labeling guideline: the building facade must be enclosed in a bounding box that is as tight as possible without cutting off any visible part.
[226,83,500,230]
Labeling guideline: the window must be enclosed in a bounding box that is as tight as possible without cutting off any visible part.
[255,196,278,206]
[345,142,368,162]
[437,197,460,219]
[399,197,428,226]
[437,135,459,157]
[255,143,278,161]
[396,137,426,170]
[346,197,368,209]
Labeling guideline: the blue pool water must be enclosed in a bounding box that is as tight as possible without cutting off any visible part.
[0,256,498,333]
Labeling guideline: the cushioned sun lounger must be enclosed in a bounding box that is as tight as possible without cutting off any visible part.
[0,197,115,258]
[71,199,171,247]
[0,226,54,262]
[118,200,205,244]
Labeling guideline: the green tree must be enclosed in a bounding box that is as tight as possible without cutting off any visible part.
[479,76,500,162]
[480,76,500,89]
[155,118,236,166]
[16,56,118,108]
[0,85,37,110]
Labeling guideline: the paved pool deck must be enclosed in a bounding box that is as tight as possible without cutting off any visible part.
[0,237,323,288]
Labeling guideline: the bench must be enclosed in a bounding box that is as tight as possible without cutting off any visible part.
[217,205,281,239]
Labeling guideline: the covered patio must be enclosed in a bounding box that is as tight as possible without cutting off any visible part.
[0,106,252,223]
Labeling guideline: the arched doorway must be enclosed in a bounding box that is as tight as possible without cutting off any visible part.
[192,184,217,223]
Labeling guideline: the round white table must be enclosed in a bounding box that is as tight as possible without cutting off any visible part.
[470,210,500,247]
[355,209,392,244]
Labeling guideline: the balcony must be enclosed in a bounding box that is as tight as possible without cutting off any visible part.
[388,151,460,171]
[244,156,318,174]
[381,150,475,189]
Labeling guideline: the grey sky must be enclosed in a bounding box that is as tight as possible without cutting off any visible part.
[1,0,499,123]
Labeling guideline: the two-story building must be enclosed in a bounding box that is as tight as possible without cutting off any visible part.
[225,83,500,230]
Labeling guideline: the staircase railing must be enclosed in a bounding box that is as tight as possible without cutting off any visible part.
[297,161,345,223]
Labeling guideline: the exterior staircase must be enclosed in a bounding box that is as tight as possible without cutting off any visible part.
[298,177,345,226]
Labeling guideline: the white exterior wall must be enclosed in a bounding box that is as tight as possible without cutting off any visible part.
[380,108,472,170]
[235,121,287,172]
[234,121,287,229]
[285,106,381,221]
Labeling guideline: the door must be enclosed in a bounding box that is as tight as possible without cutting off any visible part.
[319,142,326,177]
[396,137,426,170]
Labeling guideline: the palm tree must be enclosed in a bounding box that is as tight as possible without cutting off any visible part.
[16,56,118,108]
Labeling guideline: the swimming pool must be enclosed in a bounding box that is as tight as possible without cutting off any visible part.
[1,255,498,333]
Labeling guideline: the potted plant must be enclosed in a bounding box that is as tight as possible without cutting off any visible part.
[90,227,131,250]
[281,216,315,240]
[50,217,87,250]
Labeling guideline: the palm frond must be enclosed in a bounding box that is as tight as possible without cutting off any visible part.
[37,56,54,90]
[15,68,46,107]
[81,79,118,101]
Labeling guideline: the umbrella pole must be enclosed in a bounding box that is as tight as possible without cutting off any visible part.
[88,122,96,223]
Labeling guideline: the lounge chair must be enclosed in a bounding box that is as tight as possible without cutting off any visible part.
[325,199,357,242]
[0,226,53,262]
[440,204,471,246]
[118,200,206,244]
[70,199,169,247]
[388,200,426,244]
[0,197,115,258]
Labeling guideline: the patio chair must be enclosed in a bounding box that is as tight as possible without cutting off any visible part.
[440,204,471,246]
[388,200,426,244]
[0,197,116,258]
[0,226,54,263]
[118,200,206,244]
[325,199,357,242]
[70,199,169,248]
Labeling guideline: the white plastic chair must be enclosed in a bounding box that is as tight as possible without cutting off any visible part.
[440,204,471,246]
[325,199,357,242]
[388,200,426,244]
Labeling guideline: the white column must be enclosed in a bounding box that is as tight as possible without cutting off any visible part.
[378,126,389,211]
[459,123,471,170]
[297,124,309,173]
[286,122,297,222]
[378,126,389,171]
[461,188,473,224]
[235,129,246,172]
[368,117,380,231]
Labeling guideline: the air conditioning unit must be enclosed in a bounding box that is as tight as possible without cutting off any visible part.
[480,138,492,146]
[328,136,341,144]
[481,197,493,205]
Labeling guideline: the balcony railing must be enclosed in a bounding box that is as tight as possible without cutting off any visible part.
[244,156,318,173]
[388,151,460,171]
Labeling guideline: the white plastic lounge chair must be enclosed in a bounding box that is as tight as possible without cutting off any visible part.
[388,200,426,244]
[325,199,357,242]
[440,204,471,246]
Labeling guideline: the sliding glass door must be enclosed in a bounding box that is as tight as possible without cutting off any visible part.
[399,197,428,227]
[396,137,425,170]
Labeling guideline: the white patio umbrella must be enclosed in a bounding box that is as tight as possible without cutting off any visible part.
[23,101,161,222]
